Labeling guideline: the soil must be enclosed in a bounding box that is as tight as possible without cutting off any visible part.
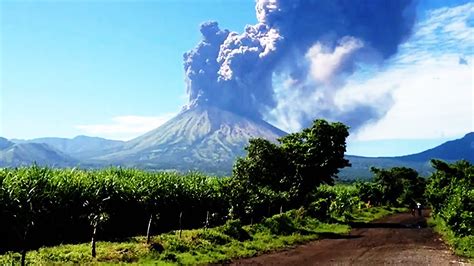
[232,211,471,265]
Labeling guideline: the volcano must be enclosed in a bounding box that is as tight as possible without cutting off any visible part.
[96,105,287,174]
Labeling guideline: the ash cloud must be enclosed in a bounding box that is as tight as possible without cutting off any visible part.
[183,0,417,130]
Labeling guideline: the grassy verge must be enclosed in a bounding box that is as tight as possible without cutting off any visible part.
[349,206,408,223]
[427,216,474,260]
[0,207,401,265]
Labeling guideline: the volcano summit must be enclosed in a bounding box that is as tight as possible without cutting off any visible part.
[95,105,286,174]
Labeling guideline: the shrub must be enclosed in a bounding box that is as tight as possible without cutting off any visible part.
[218,219,250,241]
[197,230,232,245]
[426,160,473,237]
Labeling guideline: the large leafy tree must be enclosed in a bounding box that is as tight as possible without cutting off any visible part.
[232,119,350,212]
[233,138,290,190]
[279,120,350,203]
[230,139,291,220]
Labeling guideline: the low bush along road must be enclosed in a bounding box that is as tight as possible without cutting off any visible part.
[233,210,470,265]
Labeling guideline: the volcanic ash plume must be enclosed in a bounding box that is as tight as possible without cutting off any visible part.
[183,0,417,131]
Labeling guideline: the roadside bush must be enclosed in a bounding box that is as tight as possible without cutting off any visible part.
[426,160,473,237]
[197,230,232,245]
[259,212,298,235]
[218,219,250,241]
[308,198,331,220]
[312,184,361,221]
[257,208,307,235]
[356,181,384,206]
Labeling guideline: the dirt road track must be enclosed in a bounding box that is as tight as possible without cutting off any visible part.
[232,211,471,265]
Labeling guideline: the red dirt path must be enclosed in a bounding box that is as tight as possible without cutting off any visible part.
[232,211,470,265]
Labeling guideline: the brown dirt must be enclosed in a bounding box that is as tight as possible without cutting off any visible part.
[232,211,471,265]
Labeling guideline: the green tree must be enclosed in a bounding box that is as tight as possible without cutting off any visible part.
[232,119,350,214]
[233,138,291,190]
[370,166,424,206]
[355,181,384,206]
[279,119,350,204]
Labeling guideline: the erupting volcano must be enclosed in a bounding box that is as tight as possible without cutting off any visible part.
[94,0,417,173]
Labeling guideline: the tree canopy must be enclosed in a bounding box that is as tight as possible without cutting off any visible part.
[232,119,350,211]
[369,166,425,206]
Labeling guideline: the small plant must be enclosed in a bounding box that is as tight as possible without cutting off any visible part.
[218,219,250,241]
[197,230,232,245]
[259,211,299,235]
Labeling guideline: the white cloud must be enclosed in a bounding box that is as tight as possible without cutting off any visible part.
[347,2,474,141]
[348,55,473,141]
[306,37,363,84]
[75,113,177,140]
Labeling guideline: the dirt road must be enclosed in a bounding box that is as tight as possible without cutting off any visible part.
[233,211,470,265]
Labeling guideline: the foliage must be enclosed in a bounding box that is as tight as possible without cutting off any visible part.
[0,167,229,253]
[0,209,351,265]
[0,173,405,265]
[309,184,362,222]
[428,216,474,259]
[256,209,306,235]
[218,219,250,241]
[232,119,350,215]
[369,166,425,206]
[425,160,473,237]
[279,120,350,192]
[355,181,384,206]
[349,206,408,223]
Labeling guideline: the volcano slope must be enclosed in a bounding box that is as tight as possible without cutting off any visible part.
[233,211,468,265]
[96,105,286,174]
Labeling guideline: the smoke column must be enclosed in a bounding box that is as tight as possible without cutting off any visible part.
[183,0,417,131]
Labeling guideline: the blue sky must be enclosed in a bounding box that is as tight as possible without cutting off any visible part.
[1,0,472,156]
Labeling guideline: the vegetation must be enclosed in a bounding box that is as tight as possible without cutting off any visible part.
[0,205,405,265]
[425,160,473,258]
[0,167,408,265]
[0,168,228,256]
[428,216,473,259]
[231,119,350,220]
[356,166,426,207]
[1,118,470,263]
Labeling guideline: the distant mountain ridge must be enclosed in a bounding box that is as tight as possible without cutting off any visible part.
[393,132,474,162]
[0,142,76,167]
[12,136,124,159]
[341,132,474,179]
[1,112,472,179]
[0,137,14,150]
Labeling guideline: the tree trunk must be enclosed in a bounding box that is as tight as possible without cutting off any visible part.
[20,227,28,266]
[146,214,153,244]
[91,223,97,258]
[178,211,183,238]
[205,211,209,230]
[20,249,26,266]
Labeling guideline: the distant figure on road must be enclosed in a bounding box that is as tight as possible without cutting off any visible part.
[416,202,422,216]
